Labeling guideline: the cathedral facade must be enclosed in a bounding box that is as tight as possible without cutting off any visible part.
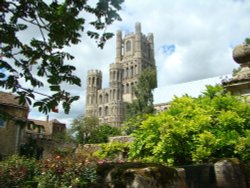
[85,22,156,126]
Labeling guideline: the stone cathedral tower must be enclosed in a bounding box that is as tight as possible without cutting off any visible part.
[85,22,156,126]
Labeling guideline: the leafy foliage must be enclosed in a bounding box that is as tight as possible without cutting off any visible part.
[0,155,38,187]
[94,142,130,160]
[88,124,121,144]
[70,116,99,144]
[129,85,250,165]
[0,0,124,113]
[0,155,98,188]
[125,67,157,120]
[245,38,250,45]
[37,155,97,188]
[70,116,121,144]
[19,138,44,159]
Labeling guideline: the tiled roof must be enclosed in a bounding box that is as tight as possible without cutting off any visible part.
[28,119,65,135]
[29,119,52,135]
[0,91,29,109]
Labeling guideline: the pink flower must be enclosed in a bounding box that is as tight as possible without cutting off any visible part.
[97,160,105,165]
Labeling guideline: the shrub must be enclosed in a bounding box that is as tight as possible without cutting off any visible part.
[37,155,97,188]
[129,85,250,165]
[94,142,130,161]
[0,155,38,187]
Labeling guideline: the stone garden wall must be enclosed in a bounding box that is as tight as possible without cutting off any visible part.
[76,137,249,188]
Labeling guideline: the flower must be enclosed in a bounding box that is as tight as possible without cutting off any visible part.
[97,160,105,165]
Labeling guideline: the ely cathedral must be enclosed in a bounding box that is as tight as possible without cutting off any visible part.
[85,22,156,126]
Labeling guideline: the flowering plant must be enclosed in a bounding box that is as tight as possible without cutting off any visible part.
[37,155,97,188]
[0,155,38,187]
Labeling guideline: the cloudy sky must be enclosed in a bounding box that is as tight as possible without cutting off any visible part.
[3,0,250,126]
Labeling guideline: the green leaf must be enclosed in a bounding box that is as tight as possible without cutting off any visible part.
[49,85,61,91]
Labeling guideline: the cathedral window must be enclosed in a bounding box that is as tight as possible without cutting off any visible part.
[99,107,102,116]
[113,89,116,100]
[126,83,129,93]
[104,106,108,116]
[117,89,120,100]
[105,93,109,103]
[92,77,95,85]
[97,77,99,86]
[126,40,131,52]
[131,66,134,77]
[117,71,120,81]
[99,95,102,103]
[126,67,129,78]
[88,77,91,85]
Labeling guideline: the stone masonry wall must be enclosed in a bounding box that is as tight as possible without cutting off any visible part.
[0,106,28,157]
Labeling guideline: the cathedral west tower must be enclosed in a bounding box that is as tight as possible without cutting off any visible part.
[85,22,156,126]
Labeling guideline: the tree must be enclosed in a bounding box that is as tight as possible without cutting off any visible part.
[70,116,99,144]
[70,116,121,144]
[246,38,250,45]
[0,0,124,114]
[129,85,250,165]
[125,67,157,120]
[88,124,121,144]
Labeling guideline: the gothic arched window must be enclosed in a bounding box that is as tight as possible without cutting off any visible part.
[104,106,108,116]
[126,83,129,93]
[117,89,120,100]
[105,93,109,103]
[99,107,102,116]
[99,94,102,103]
[126,40,131,52]
[97,77,99,86]
[88,77,91,85]
[131,66,134,77]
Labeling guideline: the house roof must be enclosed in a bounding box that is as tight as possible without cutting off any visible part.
[28,119,65,135]
[0,91,29,109]
[29,119,52,135]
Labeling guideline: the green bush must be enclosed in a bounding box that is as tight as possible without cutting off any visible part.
[129,85,250,165]
[37,155,97,188]
[94,142,130,161]
[0,155,38,187]
[0,155,99,188]
[88,124,122,144]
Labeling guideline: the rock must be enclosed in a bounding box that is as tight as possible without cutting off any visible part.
[96,162,186,188]
[214,159,247,188]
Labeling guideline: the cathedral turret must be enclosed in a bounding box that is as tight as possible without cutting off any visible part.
[134,22,142,58]
[135,22,141,33]
[85,70,102,117]
[116,30,122,62]
[147,33,155,65]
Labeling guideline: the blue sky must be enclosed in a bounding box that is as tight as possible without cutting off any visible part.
[1,0,250,126]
